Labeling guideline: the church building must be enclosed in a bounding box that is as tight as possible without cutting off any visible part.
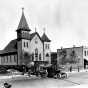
[0,8,51,67]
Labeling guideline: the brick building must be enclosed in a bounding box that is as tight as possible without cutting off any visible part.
[57,46,88,69]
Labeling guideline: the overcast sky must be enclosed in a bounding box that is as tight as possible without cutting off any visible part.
[0,0,88,52]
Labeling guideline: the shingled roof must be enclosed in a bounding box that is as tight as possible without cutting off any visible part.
[0,39,17,55]
[41,33,51,42]
[16,9,31,31]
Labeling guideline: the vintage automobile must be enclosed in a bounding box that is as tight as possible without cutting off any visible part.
[46,65,68,79]
[54,70,68,79]
[27,67,48,78]
[0,67,8,74]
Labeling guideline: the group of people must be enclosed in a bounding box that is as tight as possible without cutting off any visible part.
[69,66,80,72]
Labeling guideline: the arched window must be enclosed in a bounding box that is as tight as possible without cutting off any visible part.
[39,54,41,60]
[84,51,86,56]
[46,53,49,57]
[27,42,28,48]
[35,48,38,61]
[32,53,34,61]
[24,42,25,47]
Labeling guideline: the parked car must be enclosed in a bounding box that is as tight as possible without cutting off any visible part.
[54,70,68,79]
[0,67,8,74]
[7,69,22,75]
[47,65,68,79]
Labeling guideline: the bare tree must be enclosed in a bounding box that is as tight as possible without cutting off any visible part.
[69,50,78,64]
[59,49,67,65]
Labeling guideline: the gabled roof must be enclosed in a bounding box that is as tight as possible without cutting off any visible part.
[30,32,36,40]
[30,32,43,42]
[41,33,51,42]
[17,10,31,31]
[0,39,17,55]
[4,39,17,51]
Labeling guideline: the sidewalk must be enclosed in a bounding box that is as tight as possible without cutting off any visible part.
[66,69,88,74]
[66,84,88,88]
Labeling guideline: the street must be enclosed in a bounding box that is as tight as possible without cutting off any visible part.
[0,71,88,88]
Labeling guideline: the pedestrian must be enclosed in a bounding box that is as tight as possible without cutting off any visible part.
[28,69,31,77]
[70,66,72,72]
[3,82,12,88]
[78,66,79,72]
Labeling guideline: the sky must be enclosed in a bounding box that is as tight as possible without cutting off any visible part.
[0,0,88,52]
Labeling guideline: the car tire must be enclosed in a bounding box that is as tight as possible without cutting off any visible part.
[57,73,61,79]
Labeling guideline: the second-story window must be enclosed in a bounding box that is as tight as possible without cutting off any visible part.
[39,54,41,60]
[84,51,86,56]
[48,44,49,49]
[27,42,28,48]
[24,42,25,47]
[45,44,47,49]
[45,44,49,49]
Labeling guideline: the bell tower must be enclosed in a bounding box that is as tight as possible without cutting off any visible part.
[16,8,31,65]
[41,28,51,64]
[16,8,31,40]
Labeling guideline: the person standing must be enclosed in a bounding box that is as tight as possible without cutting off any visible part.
[70,66,72,72]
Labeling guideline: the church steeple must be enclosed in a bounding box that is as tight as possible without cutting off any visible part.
[17,8,31,31]
[16,8,31,40]
[41,27,51,42]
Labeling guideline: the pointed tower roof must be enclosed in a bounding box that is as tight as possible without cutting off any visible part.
[41,27,51,42]
[41,33,51,42]
[17,8,31,31]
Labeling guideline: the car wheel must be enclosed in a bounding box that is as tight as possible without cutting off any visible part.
[54,74,57,79]
[57,73,61,79]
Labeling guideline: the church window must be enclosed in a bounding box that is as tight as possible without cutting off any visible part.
[10,56,12,62]
[84,51,86,56]
[3,56,5,63]
[39,54,41,60]
[35,38,38,44]
[14,55,16,62]
[24,42,25,47]
[5,56,7,63]
[45,44,47,49]
[46,53,49,57]
[48,44,49,49]
[32,53,34,61]
[35,48,38,61]
[27,42,28,48]
[7,56,8,63]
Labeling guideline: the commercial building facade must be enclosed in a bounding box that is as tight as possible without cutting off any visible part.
[57,46,88,69]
